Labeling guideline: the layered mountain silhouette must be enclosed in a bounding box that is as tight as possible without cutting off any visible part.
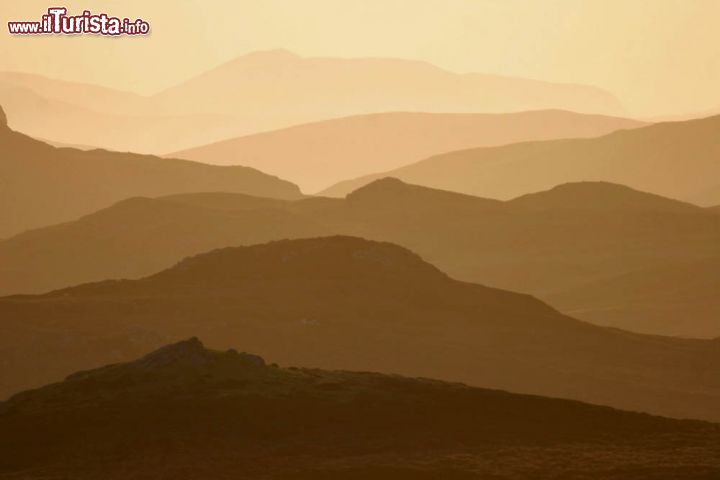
[0,106,301,238]
[171,110,645,193]
[1,338,718,479]
[547,257,720,337]
[0,73,244,153]
[154,49,624,124]
[2,179,717,337]
[1,51,625,153]
[321,114,720,206]
[2,236,720,422]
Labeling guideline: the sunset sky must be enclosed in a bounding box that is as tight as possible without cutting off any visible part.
[2,0,719,117]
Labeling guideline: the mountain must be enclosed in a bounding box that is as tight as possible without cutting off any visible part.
[1,51,625,154]
[0,195,328,293]
[320,114,720,205]
[0,106,301,238]
[507,181,702,212]
[1,338,718,480]
[546,257,720,337]
[0,71,149,116]
[1,179,717,337]
[170,110,645,193]
[0,73,244,153]
[153,49,624,125]
[2,236,720,423]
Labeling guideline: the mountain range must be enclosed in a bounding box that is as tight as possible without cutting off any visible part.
[153,49,624,128]
[321,114,720,206]
[1,337,717,479]
[0,72,245,154]
[170,110,644,193]
[1,236,719,423]
[0,106,301,238]
[2,179,717,338]
[0,50,624,154]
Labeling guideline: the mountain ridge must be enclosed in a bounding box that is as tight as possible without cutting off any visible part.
[3,337,718,479]
[320,114,720,205]
[170,109,645,192]
[1,236,719,423]
[1,50,628,155]
[0,106,302,238]
[1,179,718,337]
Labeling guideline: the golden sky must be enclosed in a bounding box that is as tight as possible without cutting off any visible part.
[2,0,719,117]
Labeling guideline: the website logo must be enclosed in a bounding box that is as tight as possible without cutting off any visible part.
[8,7,150,36]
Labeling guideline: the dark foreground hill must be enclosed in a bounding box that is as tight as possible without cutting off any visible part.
[0,106,301,238]
[1,237,719,423]
[1,179,718,337]
[1,338,718,480]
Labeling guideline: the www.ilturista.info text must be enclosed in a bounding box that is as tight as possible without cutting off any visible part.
[8,8,150,36]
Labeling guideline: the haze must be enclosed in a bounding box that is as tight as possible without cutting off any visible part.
[2,0,720,117]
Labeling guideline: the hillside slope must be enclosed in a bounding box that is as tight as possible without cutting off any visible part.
[2,179,717,337]
[1,51,625,154]
[171,110,644,192]
[1,338,717,479]
[1,236,719,422]
[321,114,720,205]
[0,74,243,153]
[0,106,301,238]
[154,50,624,129]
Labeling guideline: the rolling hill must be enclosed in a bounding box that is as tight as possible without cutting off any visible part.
[320,114,720,206]
[1,236,719,423]
[0,106,302,238]
[1,179,717,337]
[1,338,718,479]
[170,110,645,193]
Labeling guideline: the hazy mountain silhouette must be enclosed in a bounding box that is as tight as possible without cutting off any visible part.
[321,114,720,205]
[1,179,717,337]
[0,74,244,153]
[507,181,702,212]
[171,110,645,193]
[1,338,718,479]
[2,236,720,422]
[0,71,150,115]
[0,195,327,292]
[153,49,624,125]
[0,106,301,238]
[649,105,720,122]
[547,257,720,337]
[0,51,626,154]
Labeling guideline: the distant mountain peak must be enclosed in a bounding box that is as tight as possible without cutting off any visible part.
[130,337,266,370]
[509,181,698,211]
[132,337,211,368]
[547,181,640,193]
[347,177,503,209]
[348,177,452,200]
[150,236,445,286]
[63,338,266,383]
[350,177,407,193]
